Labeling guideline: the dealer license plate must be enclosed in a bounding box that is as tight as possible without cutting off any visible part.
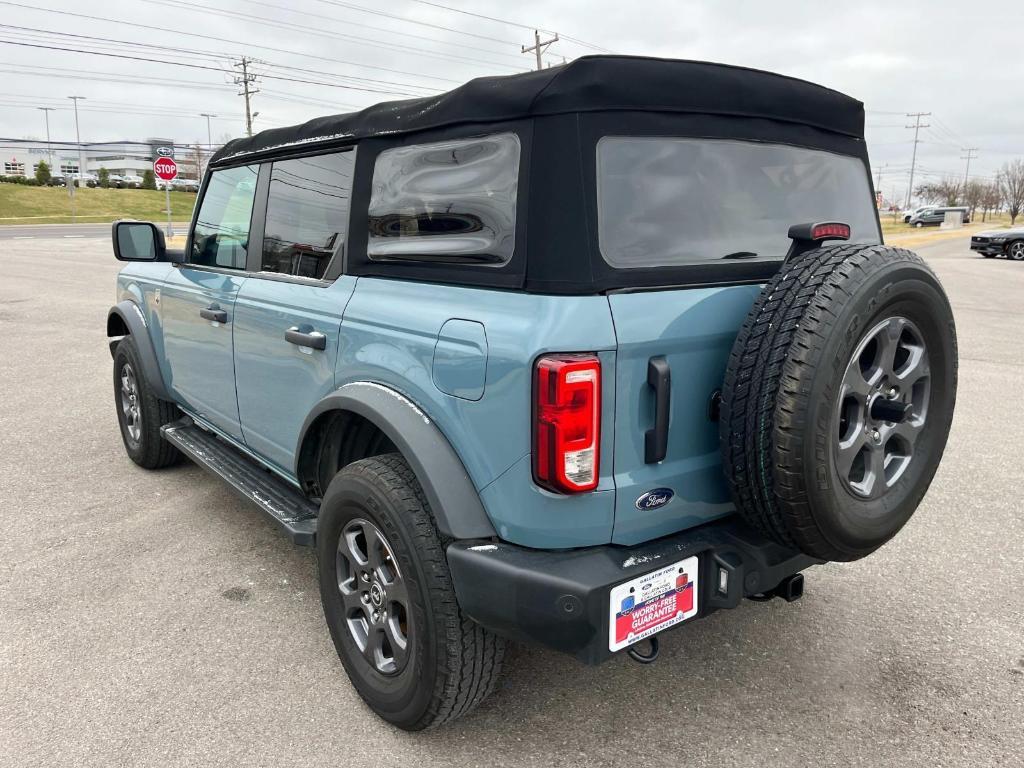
[608,556,699,652]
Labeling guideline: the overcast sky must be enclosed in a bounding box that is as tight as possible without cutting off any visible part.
[1,0,1020,202]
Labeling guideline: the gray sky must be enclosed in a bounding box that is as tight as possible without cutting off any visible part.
[1,0,1020,202]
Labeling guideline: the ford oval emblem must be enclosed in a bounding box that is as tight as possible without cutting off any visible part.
[635,488,674,511]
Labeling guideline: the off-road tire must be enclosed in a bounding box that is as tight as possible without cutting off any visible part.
[113,336,181,469]
[720,244,957,562]
[317,454,505,730]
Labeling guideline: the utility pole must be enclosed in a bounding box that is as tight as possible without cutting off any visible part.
[904,112,930,209]
[68,95,87,221]
[522,29,558,71]
[200,113,216,177]
[960,147,979,193]
[233,58,259,137]
[37,107,55,172]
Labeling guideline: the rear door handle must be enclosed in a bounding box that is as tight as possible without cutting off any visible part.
[645,356,671,464]
[199,305,228,323]
[285,326,326,351]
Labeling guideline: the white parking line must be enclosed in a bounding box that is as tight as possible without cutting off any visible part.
[63,235,85,238]
[13,236,34,239]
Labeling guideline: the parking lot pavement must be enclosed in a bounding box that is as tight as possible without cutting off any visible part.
[0,236,1021,768]
[0,223,190,240]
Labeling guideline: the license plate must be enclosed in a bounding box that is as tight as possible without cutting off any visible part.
[608,556,699,652]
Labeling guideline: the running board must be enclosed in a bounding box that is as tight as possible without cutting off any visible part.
[161,419,318,546]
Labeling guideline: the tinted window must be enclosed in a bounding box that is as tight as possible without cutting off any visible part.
[368,133,520,264]
[261,151,355,280]
[191,164,258,269]
[597,137,880,268]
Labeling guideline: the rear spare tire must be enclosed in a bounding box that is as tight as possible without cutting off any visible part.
[720,244,957,561]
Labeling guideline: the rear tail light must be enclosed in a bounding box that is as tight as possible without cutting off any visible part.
[809,222,851,241]
[534,354,601,493]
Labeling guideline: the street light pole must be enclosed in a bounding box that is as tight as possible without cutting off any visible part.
[68,96,86,185]
[37,107,55,174]
[199,113,216,178]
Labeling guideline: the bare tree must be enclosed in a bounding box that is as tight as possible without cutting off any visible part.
[997,159,1024,225]
[962,179,985,219]
[915,177,962,206]
[980,182,1003,222]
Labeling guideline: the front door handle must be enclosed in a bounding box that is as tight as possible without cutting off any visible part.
[285,326,327,351]
[645,356,671,464]
[199,305,228,323]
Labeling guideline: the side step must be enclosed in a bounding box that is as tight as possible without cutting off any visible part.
[161,419,318,546]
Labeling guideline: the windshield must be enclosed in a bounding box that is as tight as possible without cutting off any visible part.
[597,137,880,269]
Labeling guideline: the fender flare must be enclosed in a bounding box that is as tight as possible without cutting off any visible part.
[298,382,497,540]
[107,300,172,401]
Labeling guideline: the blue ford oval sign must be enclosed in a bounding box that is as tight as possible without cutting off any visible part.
[635,488,674,511]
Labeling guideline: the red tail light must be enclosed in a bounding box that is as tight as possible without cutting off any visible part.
[534,354,601,493]
[810,222,851,241]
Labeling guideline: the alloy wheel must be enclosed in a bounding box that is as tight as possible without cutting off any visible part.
[1009,241,1024,261]
[119,363,142,445]
[336,518,411,676]
[835,317,931,499]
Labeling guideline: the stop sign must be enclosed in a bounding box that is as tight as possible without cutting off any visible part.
[153,156,178,181]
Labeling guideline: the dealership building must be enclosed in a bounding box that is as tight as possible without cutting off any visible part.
[0,138,203,179]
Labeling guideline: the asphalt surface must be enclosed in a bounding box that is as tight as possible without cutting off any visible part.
[0,223,189,240]
[0,234,1021,767]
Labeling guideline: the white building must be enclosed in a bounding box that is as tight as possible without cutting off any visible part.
[0,138,205,179]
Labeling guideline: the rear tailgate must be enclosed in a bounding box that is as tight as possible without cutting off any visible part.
[607,284,762,545]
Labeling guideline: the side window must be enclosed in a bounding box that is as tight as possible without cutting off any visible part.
[367,133,520,264]
[260,150,355,280]
[191,164,258,269]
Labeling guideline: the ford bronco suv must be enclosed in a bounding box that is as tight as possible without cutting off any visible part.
[107,56,957,730]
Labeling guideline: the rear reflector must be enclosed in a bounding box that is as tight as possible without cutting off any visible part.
[810,222,851,241]
[534,354,601,493]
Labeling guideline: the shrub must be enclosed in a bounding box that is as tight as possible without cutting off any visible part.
[35,161,51,185]
[142,169,156,190]
[98,167,110,188]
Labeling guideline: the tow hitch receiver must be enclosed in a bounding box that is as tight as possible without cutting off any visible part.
[748,573,805,603]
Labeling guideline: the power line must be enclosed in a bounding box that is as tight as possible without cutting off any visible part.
[0,39,430,96]
[1,24,441,97]
[402,0,612,52]
[244,0,528,62]
[141,0,523,71]
[310,0,520,46]
[0,2,463,86]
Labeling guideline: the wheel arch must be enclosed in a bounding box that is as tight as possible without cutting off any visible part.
[297,382,497,540]
[107,300,172,401]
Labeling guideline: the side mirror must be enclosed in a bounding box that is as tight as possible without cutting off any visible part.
[112,220,166,262]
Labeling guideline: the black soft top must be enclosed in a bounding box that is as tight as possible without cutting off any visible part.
[211,55,864,165]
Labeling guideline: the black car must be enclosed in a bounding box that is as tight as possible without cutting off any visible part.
[970,228,1024,260]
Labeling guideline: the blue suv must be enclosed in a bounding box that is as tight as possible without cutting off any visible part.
[107,56,957,730]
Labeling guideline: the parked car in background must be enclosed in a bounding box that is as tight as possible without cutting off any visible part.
[120,174,144,189]
[908,206,970,227]
[47,175,66,187]
[903,205,931,223]
[171,177,200,192]
[71,172,98,188]
[105,56,958,731]
[970,228,1024,260]
[107,174,127,188]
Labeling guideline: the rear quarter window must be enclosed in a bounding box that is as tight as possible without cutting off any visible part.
[597,137,880,269]
[367,133,520,265]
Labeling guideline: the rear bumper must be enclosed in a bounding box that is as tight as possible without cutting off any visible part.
[447,516,820,665]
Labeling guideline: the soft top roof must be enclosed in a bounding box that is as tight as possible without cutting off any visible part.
[210,55,864,166]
